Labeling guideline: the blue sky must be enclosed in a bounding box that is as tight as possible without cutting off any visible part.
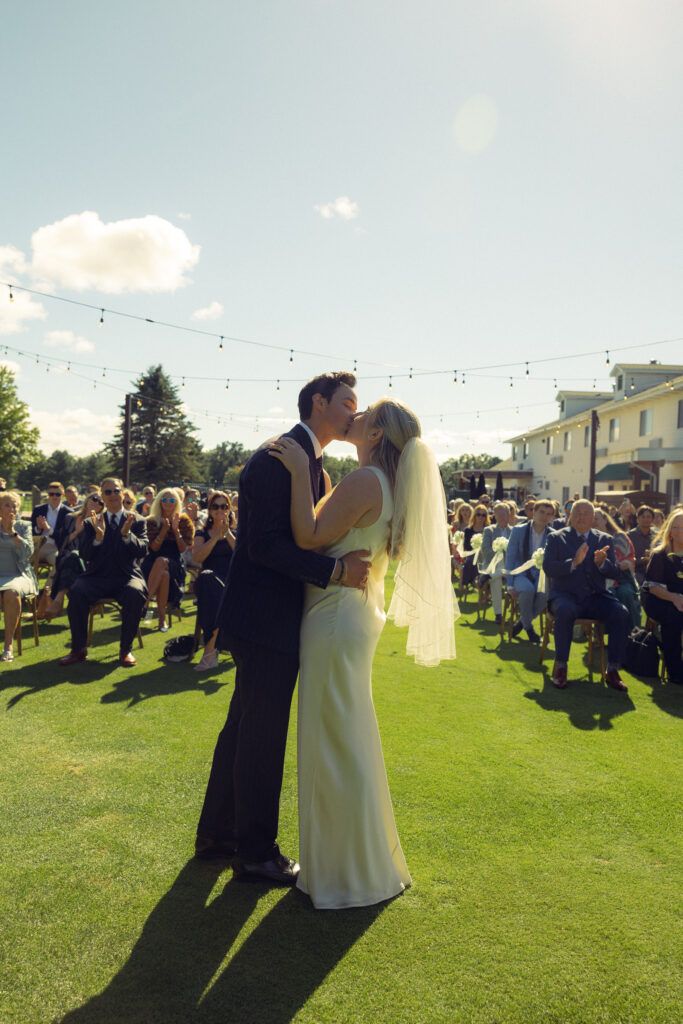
[1,0,682,461]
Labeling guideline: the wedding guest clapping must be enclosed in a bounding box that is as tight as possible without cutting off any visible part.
[0,491,38,662]
[142,488,194,632]
[191,492,236,672]
[461,504,488,587]
[505,498,555,642]
[43,492,105,620]
[642,510,683,686]
[593,507,641,630]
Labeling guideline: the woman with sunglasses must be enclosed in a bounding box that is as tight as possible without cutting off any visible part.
[191,491,236,670]
[461,504,489,588]
[0,491,38,662]
[43,492,105,620]
[142,487,195,631]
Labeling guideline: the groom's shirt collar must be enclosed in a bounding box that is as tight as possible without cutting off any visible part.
[298,422,323,459]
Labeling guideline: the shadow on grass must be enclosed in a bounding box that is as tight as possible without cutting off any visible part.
[0,657,115,709]
[637,675,683,719]
[99,659,233,708]
[58,860,382,1024]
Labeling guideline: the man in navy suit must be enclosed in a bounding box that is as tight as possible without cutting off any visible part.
[543,499,630,691]
[58,477,148,668]
[31,481,71,568]
[505,498,555,642]
[196,372,371,885]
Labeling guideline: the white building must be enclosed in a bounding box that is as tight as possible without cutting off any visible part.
[499,362,683,507]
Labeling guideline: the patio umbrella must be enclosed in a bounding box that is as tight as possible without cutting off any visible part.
[494,471,504,500]
[477,472,487,496]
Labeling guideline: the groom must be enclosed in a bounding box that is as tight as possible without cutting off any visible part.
[195,371,370,884]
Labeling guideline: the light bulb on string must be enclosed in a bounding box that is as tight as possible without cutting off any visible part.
[509,377,513,388]
[461,374,466,387]
[8,286,13,302]
[182,377,185,388]
[388,375,393,388]
[225,379,230,390]
[67,362,71,373]
[102,368,106,380]
[453,370,457,384]
[276,379,280,392]
[630,377,635,391]
[353,359,357,373]
[592,379,596,390]
[289,349,294,363]
[219,336,224,351]
[99,309,104,328]
[35,356,39,366]
[605,350,610,367]
[525,362,529,376]
[409,367,413,382]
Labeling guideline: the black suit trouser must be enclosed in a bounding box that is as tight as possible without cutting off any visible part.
[197,632,299,862]
[67,574,147,653]
[549,590,630,665]
[644,595,683,683]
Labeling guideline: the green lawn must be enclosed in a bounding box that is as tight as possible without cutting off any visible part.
[1,578,681,1024]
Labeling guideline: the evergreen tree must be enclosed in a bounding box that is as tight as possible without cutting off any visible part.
[205,441,252,488]
[106,365,203,483]
[0,366,41,486]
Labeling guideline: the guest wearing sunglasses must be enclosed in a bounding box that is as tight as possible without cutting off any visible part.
[142,488,195,632]
[43,492,105,620]
[31,481,71,570]
[122,488,136,513]
[191,492,236,671]
[461,504,490,587]
[59,477,149,667]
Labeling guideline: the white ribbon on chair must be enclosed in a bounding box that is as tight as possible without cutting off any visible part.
[482,537,509,576]
[508,547,547,593]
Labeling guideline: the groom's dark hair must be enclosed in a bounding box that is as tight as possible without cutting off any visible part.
[298,371,357,420]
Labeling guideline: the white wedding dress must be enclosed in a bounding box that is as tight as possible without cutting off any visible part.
[296,466,412,910]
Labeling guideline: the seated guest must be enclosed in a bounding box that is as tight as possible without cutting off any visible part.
[653,509,664,530]
[135,484,156,516]
[64,485,81,509]
[642,510,683,685]
[506,501,520,525]
[44,492,105,620]
[543,499,630,691]
[184,488,208,529]
[455,502,473,530]
[461,504,489,587]
[0,491,38,662]
[505,498,555,642]
[479,502,511,623]
[593,507,642,630]
[122,488,136,513]
[523,497,536,520]
[31,481,70,570]
[192,491,236,671]
[616,499,637,531]
[628,505,656,586]
[142,488,194,632]
[58,477,148,668]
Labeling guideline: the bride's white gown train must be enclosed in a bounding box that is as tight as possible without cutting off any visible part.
[296,467,412,909]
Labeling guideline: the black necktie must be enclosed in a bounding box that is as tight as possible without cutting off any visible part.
[109,513,119,532]
[313,455,323,501]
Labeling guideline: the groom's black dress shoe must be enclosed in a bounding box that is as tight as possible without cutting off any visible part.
[194,835,237,860]
[232,853,300,886]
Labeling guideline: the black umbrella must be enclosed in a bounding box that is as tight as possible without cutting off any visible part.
[477,472,487,496]
[494,471,504,501]
[469,474,477,500]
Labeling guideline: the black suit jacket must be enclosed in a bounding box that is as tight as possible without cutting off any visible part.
[79,511,148,586]
[544,526,621,602]
[31,502,71,549]
[221,424,336,654]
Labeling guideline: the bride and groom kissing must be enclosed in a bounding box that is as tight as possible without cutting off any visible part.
[195,371,457,910]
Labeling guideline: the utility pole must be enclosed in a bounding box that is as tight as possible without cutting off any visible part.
[123,393,133,487]
[589,409,599,500]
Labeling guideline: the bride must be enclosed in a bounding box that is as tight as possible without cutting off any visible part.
[269,397,458,910]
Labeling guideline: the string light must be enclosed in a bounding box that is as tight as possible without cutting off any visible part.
[99,309,104,328]
[102,368,106,380]
[453,370,458,384]
[388,375,393,388]
[276,379,280,392]
[605,350,610,367]
[67,362,71,373]
[289,349,294,363]
[225,379,230,390]
[219,336,224,351]
[525,362,530,376]
[353,359,357,373]
[409,367,413,381]
[630,377,635,391]
[8,286,13,302]
[509,377,513,388]
[182,377,186,388]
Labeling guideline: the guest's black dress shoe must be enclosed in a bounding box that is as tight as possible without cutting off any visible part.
[526,627,541,644]
[511,619,523,638]
[232,853,300,885]
[194,835,237,860]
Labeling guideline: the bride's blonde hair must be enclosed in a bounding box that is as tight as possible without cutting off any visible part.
[367,398,421,558]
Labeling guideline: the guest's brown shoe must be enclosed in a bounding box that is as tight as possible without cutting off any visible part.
[551,663,568,689]
[59,649,87,666]
[606,669,627,692]
[119,651,136,667]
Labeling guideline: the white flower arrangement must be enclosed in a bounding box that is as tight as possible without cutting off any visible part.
[452,530,465,547]
[470,534,483,550]
[492,537,509,554]
[533,548,545,570]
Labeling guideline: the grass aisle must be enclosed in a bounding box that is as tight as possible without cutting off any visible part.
[1,577,681,1024]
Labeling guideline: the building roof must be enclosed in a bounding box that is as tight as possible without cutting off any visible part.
[611,363,683,374]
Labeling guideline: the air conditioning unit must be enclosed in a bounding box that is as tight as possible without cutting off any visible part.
[648,438,663,448]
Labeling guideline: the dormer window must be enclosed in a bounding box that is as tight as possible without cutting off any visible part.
[617,374,623,390]
[560,399,565,413]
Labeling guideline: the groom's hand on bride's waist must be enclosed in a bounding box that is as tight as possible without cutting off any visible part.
[341,550,372,591]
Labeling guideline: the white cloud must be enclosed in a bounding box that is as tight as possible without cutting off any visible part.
[0,244,48,335]
[29,407,119,457]
[44,329,95,354]
[177,212,192,221]
[314,196,360,221]
[0,244,29,277]
[31,211,200,294]
[0,359,22,376]
[453,95,498,155]
[192,300,224,321]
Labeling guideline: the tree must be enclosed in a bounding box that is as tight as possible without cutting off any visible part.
[0,366,41,486]
[323,454,359,487]
[105,365,203,483]
[439,454,502,493]
[205,441,253,488]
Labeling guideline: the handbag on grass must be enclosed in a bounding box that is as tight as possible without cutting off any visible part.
[163,635,196,663]
[624,627,660,678]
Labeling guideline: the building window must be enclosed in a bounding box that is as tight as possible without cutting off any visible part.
[563,431,572,452]
[617,374,623,390]
[560,399,565,413]
[609,417,620,442]
[523,441,529,458]
[545,481,550,490]
[639,408,653,436]
[584,425,590,447]
[667,479,681,505]
[677,399,683,429]
[562,486,569,504]
[512,445,517,461]
[546,435,554,455]
[582,485,589,498]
